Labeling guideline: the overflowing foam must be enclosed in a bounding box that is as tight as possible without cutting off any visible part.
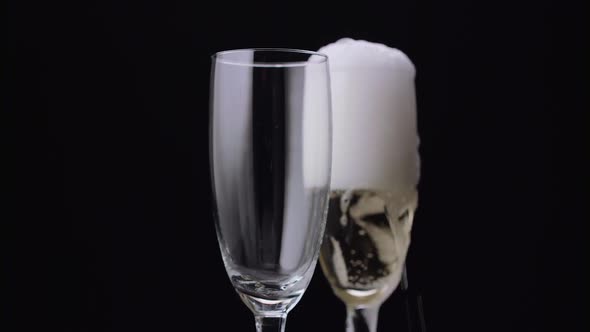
[318,38,420,192]
[319,38,416,74]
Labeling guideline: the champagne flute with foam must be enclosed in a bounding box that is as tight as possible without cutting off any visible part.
[317,39,420,332]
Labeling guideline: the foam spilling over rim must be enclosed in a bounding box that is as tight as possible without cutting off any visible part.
[317,38,420,191]
[318,38,416,76]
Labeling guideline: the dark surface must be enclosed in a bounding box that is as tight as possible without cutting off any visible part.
[3,0,588,331]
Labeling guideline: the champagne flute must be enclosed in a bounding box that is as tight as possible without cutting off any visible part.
[210,49,332,332]
[317,39,420,332]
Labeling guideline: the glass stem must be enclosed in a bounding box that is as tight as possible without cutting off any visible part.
[346,305,380,332]
[255,314,287,332]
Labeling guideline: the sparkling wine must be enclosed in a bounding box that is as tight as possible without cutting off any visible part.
[319,189,417,308]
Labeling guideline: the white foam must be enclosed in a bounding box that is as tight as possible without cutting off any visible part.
[318,38,420,191]
[319,38,416,74]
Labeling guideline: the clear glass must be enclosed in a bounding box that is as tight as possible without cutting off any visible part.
[318,65,420,331]
[210,49,332,332]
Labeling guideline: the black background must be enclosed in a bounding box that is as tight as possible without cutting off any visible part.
[3,0,588,331]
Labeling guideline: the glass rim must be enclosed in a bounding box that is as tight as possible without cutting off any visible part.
[212,48,328,68]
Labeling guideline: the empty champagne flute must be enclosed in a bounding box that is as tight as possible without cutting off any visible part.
[209,49,332,332]
[317,39,420,332]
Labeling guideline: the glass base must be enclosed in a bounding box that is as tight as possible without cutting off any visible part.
[238,290,303,316]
